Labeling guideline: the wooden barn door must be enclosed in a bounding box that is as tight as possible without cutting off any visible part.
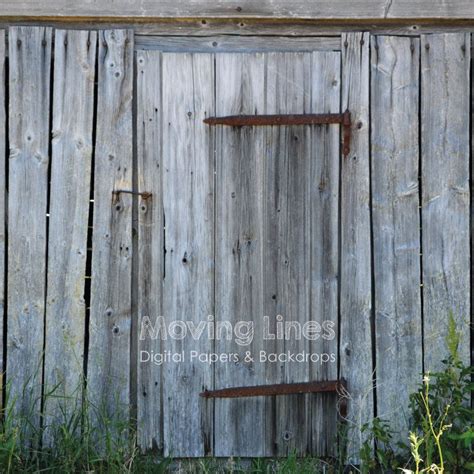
[136,47,342,457]
[213,52,340,457]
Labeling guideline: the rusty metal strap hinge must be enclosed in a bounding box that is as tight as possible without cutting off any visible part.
[200,379,347,399]
[200,379,348,418]
[204,110,352,158]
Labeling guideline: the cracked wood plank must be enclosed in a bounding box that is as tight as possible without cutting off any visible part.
[339,32,373,464]
[7,26,52,442]
[371,35,422,443]
[421,33,470,372]
[87,29,134,435]
[43,29,97,445]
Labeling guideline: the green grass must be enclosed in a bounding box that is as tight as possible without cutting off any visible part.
[0,378,344,473]
[8,314,470,473]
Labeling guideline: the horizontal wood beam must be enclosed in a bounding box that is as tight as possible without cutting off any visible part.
[0,1,473,22]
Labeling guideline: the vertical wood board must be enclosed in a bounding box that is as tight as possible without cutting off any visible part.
[308,51,341,456]
[88,29,134,425]
[421,33,470,372]
[340,32,373,464]
[0,30,5,402]
[214,53,267,457]
[136,49,163,451]
[161,52,215,457]
[264,52,312,456]
[43,29,97,442]
[7,26,52,439]
[371,35,422,441]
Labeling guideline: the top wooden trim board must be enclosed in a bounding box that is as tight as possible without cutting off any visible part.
[0,1,473,21]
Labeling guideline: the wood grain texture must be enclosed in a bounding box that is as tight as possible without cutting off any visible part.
[136,50,163,452]
[264,52,312,456]
[7,26,52,439]
[214,51,341,457]
[339,32,373,463]
[0,30,5,401]
[87,30,134,427]
[43,29,97,443]
[132,23,474,37]
[0,21,471,37]
[0,1,473,20]
[421,33,470,372]
[161,52,214,457]
[135,35,341,52]
[371,35,422,441]
[308,51,340,456]
[214,53,267,457]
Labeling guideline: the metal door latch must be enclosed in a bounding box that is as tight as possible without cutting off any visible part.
[112,189,152,199]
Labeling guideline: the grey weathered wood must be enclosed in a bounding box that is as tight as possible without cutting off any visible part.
[421,33,470,372]
[87,30,134,426]
[371,35,422,441]
[0,30,5,403]
[214,51,342,457]
[7,26,52,439]
[472,34,474,376]
[133,23,474,37]
[43,29,97,442]
[308,51,340,456]
[263,52,312,456]
[0,1,473,20]
[214,52,267,457]
[136,50,163,452]
[339,32,373,463]
[161,52,214,457]
[135,35,341,52]
[0,21,472,37]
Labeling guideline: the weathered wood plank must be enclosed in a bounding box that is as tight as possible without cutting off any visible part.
[339,31,373,463]
[263,52,312,456]
[43,29,97,442]
[7,26,52,440]
[135,35,341,52]
[214,53,267,457]
[132,23,474,37]
[308,51,340,456]
[161,52,214,457]
[0,1,473,20]
[472,34,474,378]
[421,33,470,372]
[136,50,163,452]
[0,21,472,37]
[87,30,134,427]
[371,35,422,441]
[0,30,5,402]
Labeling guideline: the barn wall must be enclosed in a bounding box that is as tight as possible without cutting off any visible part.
[0,26,471,460]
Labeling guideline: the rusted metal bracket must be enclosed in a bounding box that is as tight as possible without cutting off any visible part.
[112,189,152,199]
[204,109,352,158]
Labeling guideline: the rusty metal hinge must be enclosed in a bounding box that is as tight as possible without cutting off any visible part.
[200,379,347,399]
[204,110,352,158]
[200,379,348,418]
